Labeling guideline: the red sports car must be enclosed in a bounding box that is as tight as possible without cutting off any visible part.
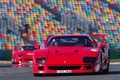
[33,34,110,76]
[12,45,40,64]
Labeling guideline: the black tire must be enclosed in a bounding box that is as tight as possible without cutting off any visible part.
[12,60,19,64]
[34,74,39,77]
[99,52,103,74]
[11,59,16,64]
[12,61,15,64]
[103,64,109,73]
[103,56,110,73]
[12,62,19,64]
[34,74,45,77]
[11,58,19,64]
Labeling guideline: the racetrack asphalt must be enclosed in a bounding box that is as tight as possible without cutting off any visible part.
[0,64,120,80]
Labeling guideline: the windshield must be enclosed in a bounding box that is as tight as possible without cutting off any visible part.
[91,36,103,45]
[45,36,94,47]
[22,46,36,50]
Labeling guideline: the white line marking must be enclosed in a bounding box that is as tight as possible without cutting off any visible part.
[110,62,120,65]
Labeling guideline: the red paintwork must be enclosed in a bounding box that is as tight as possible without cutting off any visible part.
[89,34,107,44]
[12,45,40,64]
[33,34,109,75]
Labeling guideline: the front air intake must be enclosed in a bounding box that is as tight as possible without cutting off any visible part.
[83,57,97,63]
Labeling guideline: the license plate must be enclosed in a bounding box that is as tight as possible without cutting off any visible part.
[57,70,71,73]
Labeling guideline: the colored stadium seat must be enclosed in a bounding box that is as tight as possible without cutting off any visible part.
[0,0,120,49]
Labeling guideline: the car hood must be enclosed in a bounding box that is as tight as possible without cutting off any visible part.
[23,51,34,55]
[17,50,34,56]
[46,46,97,65]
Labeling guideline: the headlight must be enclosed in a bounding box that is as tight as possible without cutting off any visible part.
[36,58,46,64]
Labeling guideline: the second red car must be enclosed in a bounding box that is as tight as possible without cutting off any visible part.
[12,45,40,64]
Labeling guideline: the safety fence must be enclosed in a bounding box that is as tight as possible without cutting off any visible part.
[0,50,12,61]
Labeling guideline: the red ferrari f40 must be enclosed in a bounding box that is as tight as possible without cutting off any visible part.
[33,34,110,76]
[12,45,40,64]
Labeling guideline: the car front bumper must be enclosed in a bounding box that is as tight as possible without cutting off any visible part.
[33,63,101,74]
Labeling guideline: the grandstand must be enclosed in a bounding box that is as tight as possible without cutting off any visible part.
[0,0,120,50]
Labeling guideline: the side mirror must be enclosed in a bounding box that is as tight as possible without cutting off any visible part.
[34,45,40,50]
[14,46,18,51]
[99,43,105,48]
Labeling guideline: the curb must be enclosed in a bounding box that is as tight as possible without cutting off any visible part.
[110,62,120,65]
[0,61,12,64]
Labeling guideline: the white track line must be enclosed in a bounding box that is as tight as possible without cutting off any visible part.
[110,62,120,65]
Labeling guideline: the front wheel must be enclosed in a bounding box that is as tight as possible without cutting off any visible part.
[103,57,110,73]
[34,74,39,77]
[33,74,45,77]
[11,58,19,64]
[98,53,103,74]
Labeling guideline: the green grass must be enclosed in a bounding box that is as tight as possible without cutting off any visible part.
[110,59,120,62]
[110,50,120,62]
